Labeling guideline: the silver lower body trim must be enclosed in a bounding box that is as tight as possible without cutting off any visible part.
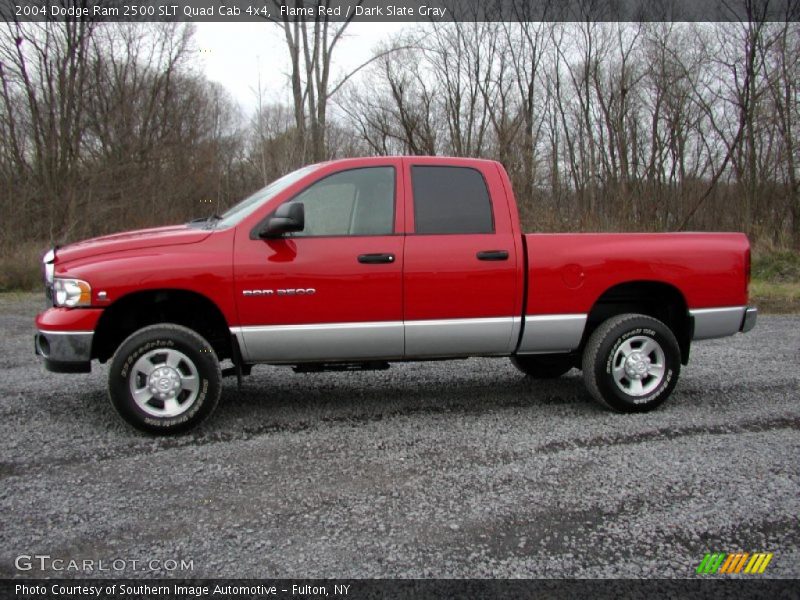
[690,306,747,340]
[233,321,404,363]
[404,317,518,358]
[517,314,587,354]
[741,307,757,333]
[233,317,520,362]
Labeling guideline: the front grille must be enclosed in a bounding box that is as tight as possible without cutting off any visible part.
[45,284,53,307]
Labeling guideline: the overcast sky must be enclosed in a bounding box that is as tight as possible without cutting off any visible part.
[192,22,410,115]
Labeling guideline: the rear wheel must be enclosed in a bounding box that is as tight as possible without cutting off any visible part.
[582,313,680,412]
[108,324,222,434]
[511,354,574,379]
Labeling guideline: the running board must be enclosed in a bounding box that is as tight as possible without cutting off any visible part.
[292,361,391,373]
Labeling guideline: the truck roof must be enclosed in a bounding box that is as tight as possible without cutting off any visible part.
[311,155,503,169]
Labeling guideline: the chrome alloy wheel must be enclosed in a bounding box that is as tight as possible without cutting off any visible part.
[611,335,666,396]
[128,348,200,418]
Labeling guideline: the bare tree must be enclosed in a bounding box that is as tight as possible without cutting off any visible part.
[501,15,552,213]
[0,19,95,241]
[4,17,800,262]
[760,20,800,247]
[0,22,248,247]
[338,33,440,156]
[271,0,362,162]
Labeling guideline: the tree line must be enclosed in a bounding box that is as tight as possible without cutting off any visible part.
[1,15,798,254]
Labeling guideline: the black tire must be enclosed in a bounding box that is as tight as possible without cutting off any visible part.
[511,354,574,379]
[582,313,680,412]
[108,324,222,434]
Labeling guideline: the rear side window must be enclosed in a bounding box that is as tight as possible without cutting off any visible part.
[411,166,494,234]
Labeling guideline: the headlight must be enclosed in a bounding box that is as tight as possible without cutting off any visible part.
[53,278,92,307]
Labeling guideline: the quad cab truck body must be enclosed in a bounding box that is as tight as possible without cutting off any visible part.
[35,157,757,433]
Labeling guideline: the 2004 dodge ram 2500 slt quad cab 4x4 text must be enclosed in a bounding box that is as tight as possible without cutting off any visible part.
[35,157,757,433]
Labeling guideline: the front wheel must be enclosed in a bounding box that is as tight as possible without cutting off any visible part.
[582,314,680,412]
[108,324,222,434]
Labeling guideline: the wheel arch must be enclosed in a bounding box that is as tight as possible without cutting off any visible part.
[92,288,233,363]
[583,280,692,365]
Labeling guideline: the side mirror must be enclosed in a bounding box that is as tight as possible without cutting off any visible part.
[260,203,305,238]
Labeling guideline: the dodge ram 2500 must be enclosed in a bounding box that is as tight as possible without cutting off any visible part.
[35,157,757,433]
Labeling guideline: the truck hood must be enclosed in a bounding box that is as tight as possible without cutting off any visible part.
[55,225,213,264]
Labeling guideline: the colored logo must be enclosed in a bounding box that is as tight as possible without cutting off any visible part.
[696,552,773,574]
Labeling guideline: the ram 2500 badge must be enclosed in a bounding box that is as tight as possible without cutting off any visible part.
[35,157,757,433]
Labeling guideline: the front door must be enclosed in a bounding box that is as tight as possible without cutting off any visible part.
[233,163,404,362]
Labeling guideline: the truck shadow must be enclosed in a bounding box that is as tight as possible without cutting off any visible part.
[28,362,596,447]
[212,363,595,433]
[3,367,602,475]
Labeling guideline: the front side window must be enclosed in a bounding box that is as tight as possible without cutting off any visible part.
[286,167,395,237]
[411,166,494,234]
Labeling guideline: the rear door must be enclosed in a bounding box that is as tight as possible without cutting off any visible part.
[233,162,405,362]
[402,159,520,357]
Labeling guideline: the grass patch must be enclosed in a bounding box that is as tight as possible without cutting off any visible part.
[752,250,800,283]
[750,250,800,313]
[749,279,800,314]
[0,242,44,292]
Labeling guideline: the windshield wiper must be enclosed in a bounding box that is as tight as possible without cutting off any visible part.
[188,214,223,229]
[205,214,223,228]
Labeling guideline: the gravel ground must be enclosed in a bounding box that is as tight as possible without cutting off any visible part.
[0,294,798,579]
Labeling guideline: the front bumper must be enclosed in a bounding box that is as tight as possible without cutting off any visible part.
[34,308,102,374]
[35,330,93,373]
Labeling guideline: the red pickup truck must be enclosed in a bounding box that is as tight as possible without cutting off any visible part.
[35,157,756,433]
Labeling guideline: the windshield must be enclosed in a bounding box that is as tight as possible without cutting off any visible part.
[214,164,320,228]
